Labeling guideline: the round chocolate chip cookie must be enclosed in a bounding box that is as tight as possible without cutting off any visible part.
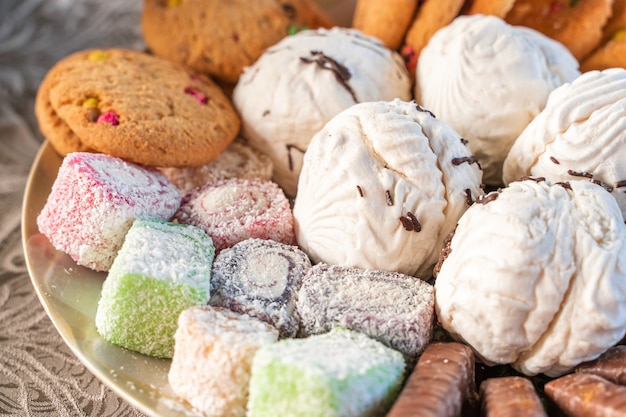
[141,0,334,84]
[35,48,240,167]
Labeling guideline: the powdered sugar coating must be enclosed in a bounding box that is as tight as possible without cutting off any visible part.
[435,179,626,376]
[169,306,278,417]
[297,263,434,363]
[37,152,181,271]
[210,238,312,338]
[173,178,295,252]
[247,327,405,417]
[95,217,215,358]
[160,139,273,195]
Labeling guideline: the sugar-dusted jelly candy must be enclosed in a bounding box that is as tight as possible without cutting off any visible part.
[210,238,311,338]
[169,306,278,417]
[247,327,405,417]
[37,152,181,271]
[173,177,295,252]
[480,376,547,417]
[95,217,214,358]
[297,263,434,362]
[386,342,478,417]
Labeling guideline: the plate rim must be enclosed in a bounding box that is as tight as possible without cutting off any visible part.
[20,141,197,417]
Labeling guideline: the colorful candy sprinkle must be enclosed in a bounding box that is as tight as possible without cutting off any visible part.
[401,45,417,73]
[184,87,208,104]
[82,97,99,108]
[613,29,626,41]
[167,0,182,6]
[548,1,564,14]
[97,111,120,126]
[287,25,308,36]
[88,50,110,62]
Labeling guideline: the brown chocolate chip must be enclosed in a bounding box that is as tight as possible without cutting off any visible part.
[86,108,101,122]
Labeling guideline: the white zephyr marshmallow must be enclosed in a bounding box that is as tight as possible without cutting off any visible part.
[293,99,483,278]
[435,179,626,377]
[416,14,580,185]
[503,68,626,219]
[233,27,411,196]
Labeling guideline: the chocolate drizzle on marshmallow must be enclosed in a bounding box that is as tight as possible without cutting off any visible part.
[475,190,501,205]
[385,190,393,206]
[464,189,474,206]
[567,169,615,192]
[434,225,457,277]
[593,179,614,193]
[400,212,421,232]
[300,50,358,102]
[567,169,593,179]
[520,176,546,183]
[415,103,436,118]
[452,156,479,167]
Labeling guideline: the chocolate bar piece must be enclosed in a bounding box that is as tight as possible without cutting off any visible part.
[480,376,547,417]
[386,342,477,417]
[576,345,626,385]
[545,372,626,417]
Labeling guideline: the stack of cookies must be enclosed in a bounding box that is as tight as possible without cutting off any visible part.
[353,0,626,73]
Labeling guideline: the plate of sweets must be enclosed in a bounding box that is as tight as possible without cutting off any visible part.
[23,0,626,416]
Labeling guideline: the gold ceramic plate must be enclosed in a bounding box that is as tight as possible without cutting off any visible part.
[22,141,192,417]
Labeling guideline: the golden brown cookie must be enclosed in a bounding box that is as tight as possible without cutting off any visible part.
[35,72,95,156]
[581,34,626,71]
[460,0,516,18]
[35,48,240,167]
[351,0,419,50]
[602,0,626,42]
[504,0,614,61]
[402,0,464,72]
[141,0,334,84]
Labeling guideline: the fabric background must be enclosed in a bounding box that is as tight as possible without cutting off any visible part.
[0,0,148,415]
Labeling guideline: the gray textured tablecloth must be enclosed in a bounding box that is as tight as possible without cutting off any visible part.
[0,1,148,415]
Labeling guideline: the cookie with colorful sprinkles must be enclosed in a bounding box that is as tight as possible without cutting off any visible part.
[351,0,419,50]
[504,0,614,61]
[141,0,334,84]
[581,32,626,71]
[401,0,464,72]
[35,48,240,166]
